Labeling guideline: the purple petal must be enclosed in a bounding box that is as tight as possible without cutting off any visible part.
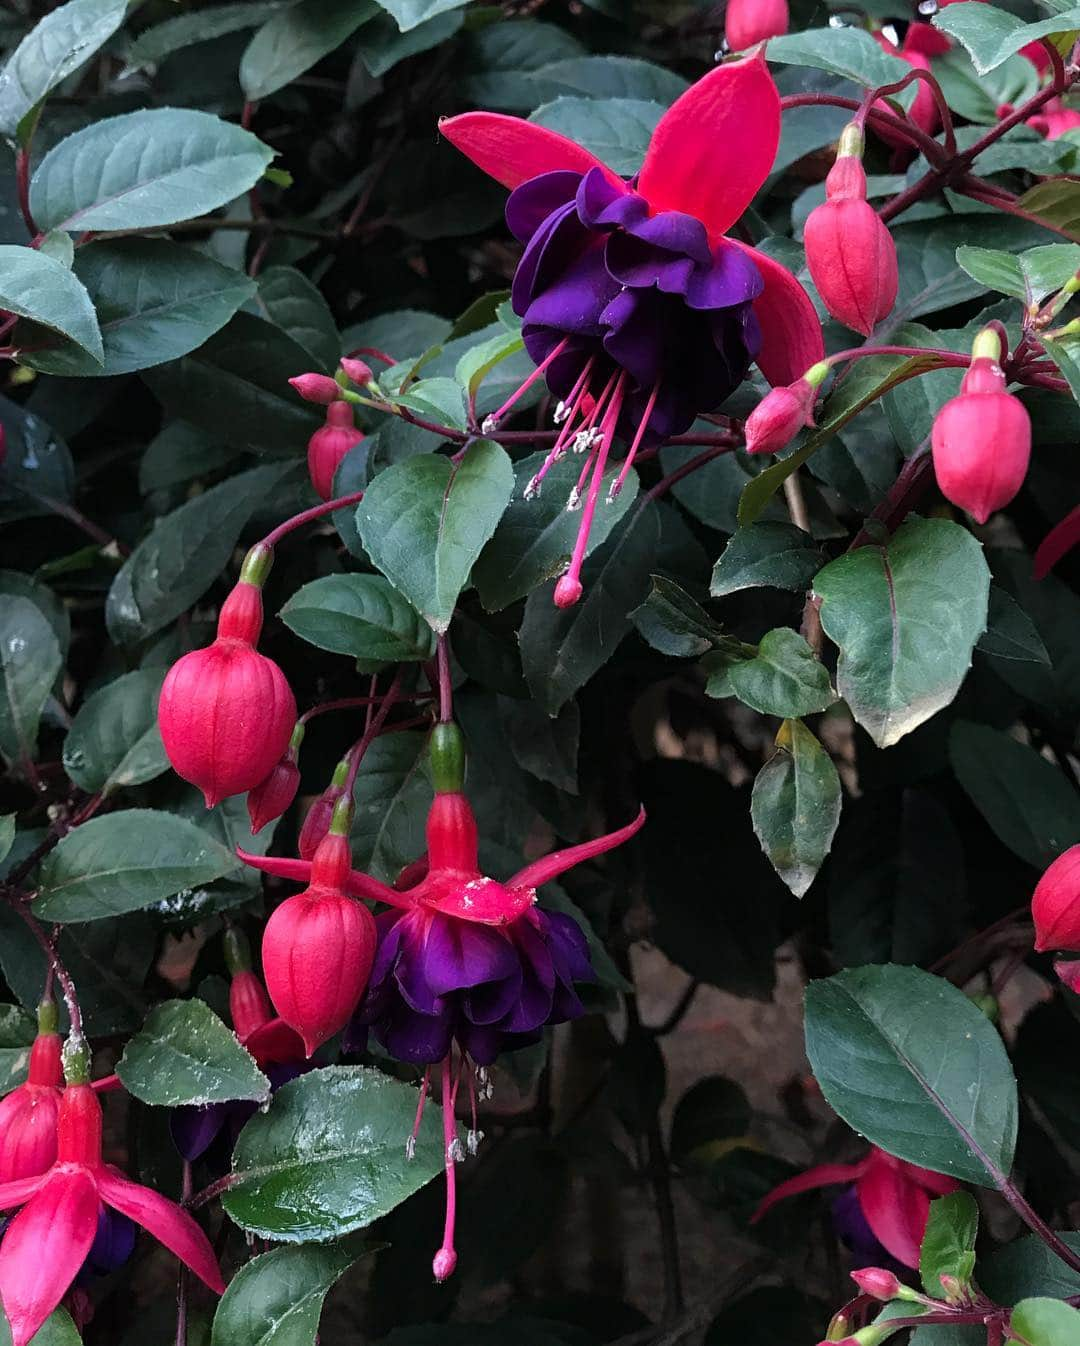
[422,916,519,995]
[507,170,582,243]
[170,1104,227,1161]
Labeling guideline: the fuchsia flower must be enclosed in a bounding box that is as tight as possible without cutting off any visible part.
[1032,844,1080,953]
[0,1020,62,1184]
[440,53,822,606]
[0,1078,223,1346]
[752,1144,959,1268]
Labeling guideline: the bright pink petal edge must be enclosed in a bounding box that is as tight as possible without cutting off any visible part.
[750,1160,866,1224]
[98,1167,225,1294]
[439,111,621,192]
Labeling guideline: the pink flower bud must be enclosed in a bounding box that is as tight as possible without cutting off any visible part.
[159,581,297,808]
[744,378,817,455]
[308,402,364,501]
[298,759,350,860]
[554,575,583,609]
[247,750,301,835]
[851,1267,903,1302]
[261,832,377,1055]
[229,970,274,1041]
[0,1033,62,1182]
[724,0,788,50]
[340,357,374,386]
[1032,844,1080,952]
[1055,957,1080,993]
[289,373,341,405]
[930,358,1031,524]
[804,150,898,337]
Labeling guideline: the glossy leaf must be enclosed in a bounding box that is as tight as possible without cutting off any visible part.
[955,243,1080,303]
[805,964,1018,1187]
[62,668,169,795]
[357,439,514,633]
[814,518,990,748]
[920,1192,979,1297]
[351,731,432,884]
[528,97,664,174]
[241,0,380,100]
[751,719,842,898]
[1006,1298,1080,1346]
[977,587,1050,665]
[223,1067,444,1240]
[30,109,275,233]
[0,246,102,363]
[34,809,240,921]
[710,522,820,598]
[933,4,1080,75]
[118,999,270,1107]
[210,1243,361,1346]
[766,27,914,92]
[0,597,61,766]
[280,573,436,668]
[125,2,291,72]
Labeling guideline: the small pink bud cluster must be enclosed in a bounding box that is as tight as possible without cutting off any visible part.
[930,328,1031,524]
[745,359,830,456]
[804,125,898,337]
[289,360,375,500]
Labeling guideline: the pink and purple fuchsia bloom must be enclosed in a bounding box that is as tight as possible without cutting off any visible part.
[441,51,823,607]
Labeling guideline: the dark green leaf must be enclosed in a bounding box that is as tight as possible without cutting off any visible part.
[106,464,288,645]
[528,97,663,175]
[30,109,275,233]
[1007,1298,1080,1346]
[920,1192,979,1297]
[356,10,463,77]
[0,397,73,525]
[0,1003,35,1098]
[502,696,579,794]
[955,243,1080,303]
[948,720,1080,868]
[463,20,585,110]
[125,2,291,73]
[751,719,842,898]
[280,573,436,668]
[814,517,990,748]
[766,27,914,92]
[0,596,61,766]
[34,809,240,921]
[0,0,127,139]
[23,240,255,378]
[210,1243,362,1346]
[1016,180,1080,241]
[223,1066,444,1240]
[0,1308,81,1346]
[0,817,13,866]
[351,730,432,884]
[631,575,731,658]
[251,266,339,373]
[357,439,514,633]
[710,522,820,598]
[375,0,469,33]
[933,4,1080,75]
[977,587,1051,665]
[707,627,836,719]
[119,999,270,1107]
[63,668,169,794]
[0,245,102,363]
[240,0,380,101]
[670,1077,752,1166]
[805,964,1018,1187]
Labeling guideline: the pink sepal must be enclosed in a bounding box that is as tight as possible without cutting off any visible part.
[750,1159,866,1224]
[439,112,621,191]
[510,807,646,891]
[96,1166,225,1294]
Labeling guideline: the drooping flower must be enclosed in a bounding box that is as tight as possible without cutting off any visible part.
[803,124,898,337]
[158,546,297,808]
[307,402,364,501]
[744,359,829,455]
[1031,843,1080,953]
[0,1063,224,1346]
[239,720,644,1279]
[0,1003,62,1184]
[288,373,341,405]
[752,1144,959,1268]
[930,328,1031,524]
[440,53,822,606]
[725,0,788,51]
[247,722,304,835]
[298,757,350,860]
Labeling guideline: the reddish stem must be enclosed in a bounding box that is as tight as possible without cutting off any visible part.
[15,148,37,237]
[780,93,946,163]
[260,491,365,549]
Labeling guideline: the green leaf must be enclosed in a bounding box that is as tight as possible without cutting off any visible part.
[805,964,1018,1187]
[814,517,991,748]
[0,0,127,139]
[125,2,291,72]
[118,999,269,1107]
[223,1066,444,1240]
[0,597,61,766]
[357,439,514,633]
[23,239,255,378]
[455,327,524,401]
[0,245,102,364]
[463,19,585,110]
[34,809,240,921]
[711,522,820,598]
[977,587,1051,665]
[933,3,1080,75]
[351,731,432,884]
[210,1243,361,1346]
[502,697,579,795]
[706,627,836,720]
[1007,1298,1080,1346]
[738,353,942,528]
[143,312,322,456]
[0,398,74,525]
[1041,333,1080,405]
[62,668,169,795]
[766,27,915,94]
[355,10,464,78]
[523,55,687,107]
[375,0,469,33]
[631,575,731,658]
[0,1308,82,1346]
[30,109,276,233]
[920,1192,980,1297]
[105,465,287,645]
[473,448,637,611]
[0,1003,35,1098]
[251,266,340,373]
[391,377,467,432]
[0,816,13,866]
[519,503,661,716]
[241,0,380,101]
[280,573,437,668]
[528,97,663,175]
[751,719,841,898]
[948,720,1080,869]
[955,243,1080,303]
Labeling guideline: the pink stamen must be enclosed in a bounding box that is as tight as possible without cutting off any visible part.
[432,1055,459,1282]
[406,1066,432,1161]
[528,361,598,496]
[555,374,626,608]
[482,337,569,431]
[611,379,661,500]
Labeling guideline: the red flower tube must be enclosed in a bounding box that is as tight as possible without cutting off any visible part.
[725,0,788,51]
[158,546,297,808]
[247,722,304,835]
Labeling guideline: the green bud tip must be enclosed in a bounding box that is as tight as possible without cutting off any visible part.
[224,926,252,975]
[334,368,351,390]
[239,542,274,589]
[1053,317,1080,339]
[331,757,350,789]
[804,359,831,389]
[970,327,1002,364]
[430,721,466,794]
[288,721,306,754]
[837,122,864,160]
[1064,272,1080,295]
[36,996,58,1036]
[62,1034,91,1085]
[329,794,354,837]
